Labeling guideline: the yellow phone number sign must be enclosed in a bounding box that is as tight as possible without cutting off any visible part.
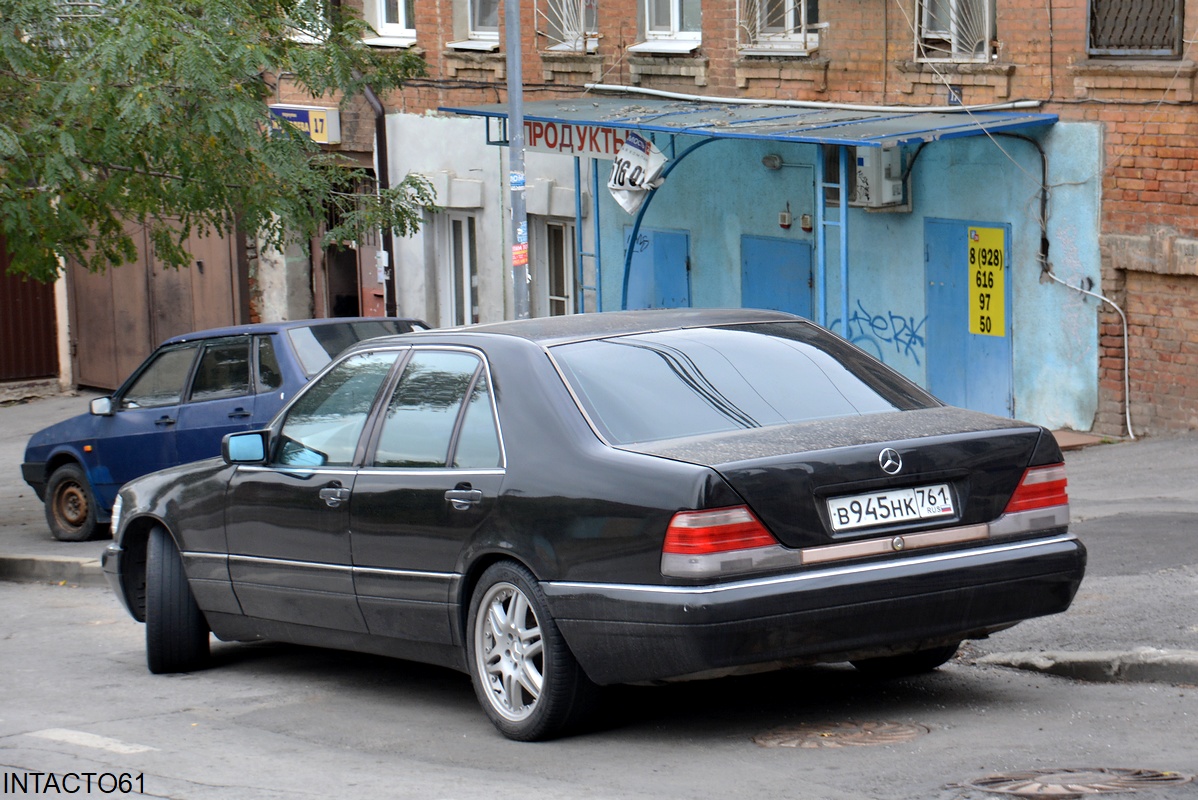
[968,227,1005,337]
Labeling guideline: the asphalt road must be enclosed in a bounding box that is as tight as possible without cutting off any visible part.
[1,581,1196,800]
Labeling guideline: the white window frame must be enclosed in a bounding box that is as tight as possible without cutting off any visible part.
[438,213,480,327]
[531,217,577,317]
[915,0,995,63]
[628,0,701,53]
[449,0,501,50]
[737,0,822,56]
[537,0,599,53]
[364,0,416,48]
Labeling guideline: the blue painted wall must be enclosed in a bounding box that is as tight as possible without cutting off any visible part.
[594,122,1102,430]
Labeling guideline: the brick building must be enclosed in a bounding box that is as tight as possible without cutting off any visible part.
[266,1,1198,435]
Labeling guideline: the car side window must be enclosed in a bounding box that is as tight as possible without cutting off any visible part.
[190,338,251,402]
[374,351,495,469]
[257,336,283,391]
[452,372,501,469]
[274,351,398,468]
[120,344,201,409]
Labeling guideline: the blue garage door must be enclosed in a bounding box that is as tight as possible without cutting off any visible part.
[741,235,813,319]
[624,228,690,309]
[925,219,1013,417]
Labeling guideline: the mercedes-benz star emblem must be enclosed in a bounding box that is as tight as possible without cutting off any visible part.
[879,448,902,475]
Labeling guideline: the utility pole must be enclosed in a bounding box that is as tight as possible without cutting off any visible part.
[505,0,530,319]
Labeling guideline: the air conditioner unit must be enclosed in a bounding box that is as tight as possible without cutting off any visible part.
[850,147,905,208]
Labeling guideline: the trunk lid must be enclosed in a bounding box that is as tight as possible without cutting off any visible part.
[621,407,1047,549]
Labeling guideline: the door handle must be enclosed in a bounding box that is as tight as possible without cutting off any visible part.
[445,489,484,510]
[154,416,176,427]
[228,408,252,419]
[318,483,352,508]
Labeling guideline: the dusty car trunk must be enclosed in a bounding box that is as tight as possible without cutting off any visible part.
[621,406,1049,550]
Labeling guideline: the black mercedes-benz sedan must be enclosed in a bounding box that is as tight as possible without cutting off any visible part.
[102,309,1085,741]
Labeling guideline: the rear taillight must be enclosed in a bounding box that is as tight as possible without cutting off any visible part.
[1004,463,1068,513]
[663,506,779,555]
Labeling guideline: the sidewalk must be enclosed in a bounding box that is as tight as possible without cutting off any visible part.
[0,392,109,586]
[2,392,1196,683]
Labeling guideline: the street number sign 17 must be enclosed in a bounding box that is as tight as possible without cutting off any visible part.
[968,227,1005,337]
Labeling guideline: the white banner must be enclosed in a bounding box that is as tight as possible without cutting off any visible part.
[607,132,667,214]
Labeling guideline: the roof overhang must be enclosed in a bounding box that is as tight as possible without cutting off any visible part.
[440,97,1057,150]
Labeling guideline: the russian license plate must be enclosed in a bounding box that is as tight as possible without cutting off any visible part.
[827,484,955,532]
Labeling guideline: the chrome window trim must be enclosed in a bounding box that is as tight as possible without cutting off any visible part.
[362,467,506,477]
[233,465,359,475]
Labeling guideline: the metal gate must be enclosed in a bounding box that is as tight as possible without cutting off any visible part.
[0,235,59,382]
[67,225,244,390]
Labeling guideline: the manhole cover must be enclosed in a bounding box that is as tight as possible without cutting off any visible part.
[753,720,930,749]
[959,767,1194,797]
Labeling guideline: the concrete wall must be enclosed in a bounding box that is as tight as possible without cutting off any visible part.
[388,112,595,325]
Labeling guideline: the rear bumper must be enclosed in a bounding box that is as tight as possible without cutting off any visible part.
[542,534,1086,685]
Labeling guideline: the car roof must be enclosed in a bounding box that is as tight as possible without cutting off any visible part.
[160,317,426,346]
[384,308,807,348]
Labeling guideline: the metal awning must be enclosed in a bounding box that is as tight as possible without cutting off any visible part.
[440,97,1057,148]
[439,96,1057,323]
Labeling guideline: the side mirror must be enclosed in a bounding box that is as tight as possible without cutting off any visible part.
[222,431,269,465]
[90,397,114,416]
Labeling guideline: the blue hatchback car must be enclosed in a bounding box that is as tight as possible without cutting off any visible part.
[22,317,427,541]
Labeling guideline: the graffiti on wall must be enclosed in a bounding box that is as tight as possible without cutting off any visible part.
[831,300,928,365]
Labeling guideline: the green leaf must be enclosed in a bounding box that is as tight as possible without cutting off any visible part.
[1,0,434,280]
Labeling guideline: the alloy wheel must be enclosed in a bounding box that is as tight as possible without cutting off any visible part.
[474,581,545,722]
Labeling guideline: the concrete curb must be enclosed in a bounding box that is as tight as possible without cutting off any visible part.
[979,649,1198,686]
[0,554,107,588]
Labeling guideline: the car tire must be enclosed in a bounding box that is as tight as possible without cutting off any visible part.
[45,463,100,542]
[850,642,961,678]
[466,561,598,741]
[145,525,210,674]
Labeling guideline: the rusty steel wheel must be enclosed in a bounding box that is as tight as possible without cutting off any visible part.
[45,464,99,542]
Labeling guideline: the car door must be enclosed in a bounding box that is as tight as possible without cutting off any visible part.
[174,336,257,463]
[350,348,505,644]
[97,342,201,492]
[225,349,402,631]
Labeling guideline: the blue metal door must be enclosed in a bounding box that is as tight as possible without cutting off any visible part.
[624,228,690,309]
[741,236,813,318]
[925,219,1013,417]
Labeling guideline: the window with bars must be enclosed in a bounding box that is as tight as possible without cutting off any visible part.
[538,0,598,51]
[1089,0,1182,57]
[738,0,820,54]
[916,0,995,62]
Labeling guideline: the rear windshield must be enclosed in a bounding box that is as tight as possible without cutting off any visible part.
[551,322,938,445]
[288,321,414,376]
